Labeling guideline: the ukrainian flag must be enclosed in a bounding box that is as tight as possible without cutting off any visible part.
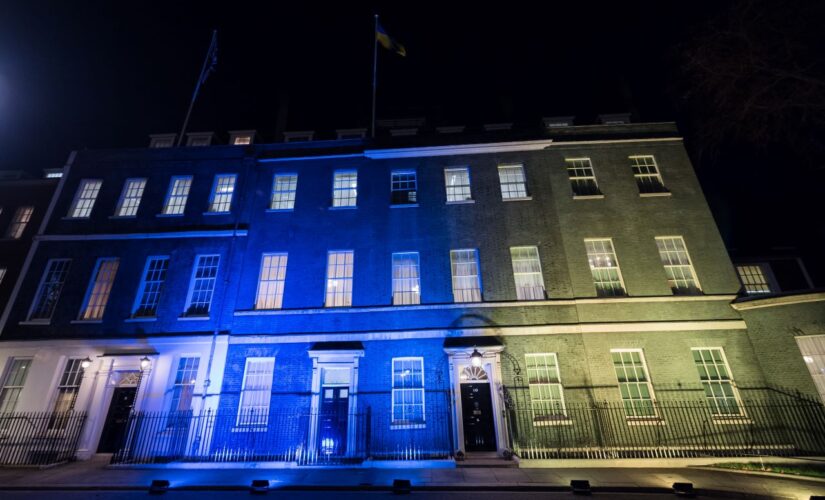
[376,20,406,57]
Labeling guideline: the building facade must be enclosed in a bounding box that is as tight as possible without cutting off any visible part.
[0,121,823,466]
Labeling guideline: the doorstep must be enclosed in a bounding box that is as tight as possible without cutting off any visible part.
[517,456,825,468]
[109,459,456,470]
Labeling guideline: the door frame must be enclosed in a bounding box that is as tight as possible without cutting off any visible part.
[307,348,364,457]
[444,345,507,455]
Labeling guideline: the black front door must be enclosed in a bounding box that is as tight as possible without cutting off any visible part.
[461,383,496,452]
[318,386,349,456]
[97,387,137,453]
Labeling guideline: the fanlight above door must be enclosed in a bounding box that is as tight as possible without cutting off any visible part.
[460,365,488,382]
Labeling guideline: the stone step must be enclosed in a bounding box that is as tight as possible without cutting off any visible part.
[457,458,519,468]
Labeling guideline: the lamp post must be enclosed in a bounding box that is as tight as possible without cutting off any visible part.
[139,356,151,371]
[470,349,483,368]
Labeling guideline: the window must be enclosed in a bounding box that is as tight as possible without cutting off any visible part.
[79,258,120,320]
[114,178,147,217]
[233,135,252,145]
[332,170,358,208]
[255,253,288,310]
[510,246,545,300]
[132,256,170,317]
[68,179,102,218]
[736,265,772,295]
[392,252,420,305]
[498,164,528,200]
[566,158,602,197]
[692,348,743,417]
[391,170,417,205]
[0,268,6,286]
[392,357,424,426]
[655,236,701,295]
[162,176,192,215]
[184,255,220,316]
[208,174,237,213]
[28,259,71,321]
[6,206,33,239]
[49,358,85,428]
[526,353,567,421]
[237,357,275,427]
[186,134,211,147]
[585,239,626,296]
[630,155,668,194]
[270,174,298,210]
[450,249,482,303]
[168,357,200,416]
[445,167,472,202]
[149,135,175,148]
[0,358,31,414]
[611,350,657,418]
[325,251,353,307]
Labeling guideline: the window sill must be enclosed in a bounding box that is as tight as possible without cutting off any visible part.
[626,417,665,426]
[391,423,426,430]
[231,426,268,433]
[124,317,158,323]
[502,196,532,202]
[108,215,137,220]
[573,194,605,200]
[329,206,357,210]
[156,213,184,218]
[61,216,91,221]
[265,208,294,213]
[70,319,103,324]
[446,199,475,205]
[532,417,573,427]
[19,320,51,326]
[712,415,752,425]
[178,315,210,321]
[203,211,231,216]
[390,203,419,209]
[639,191,672,198]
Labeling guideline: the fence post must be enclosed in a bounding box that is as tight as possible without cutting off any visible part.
[365,406,372,459]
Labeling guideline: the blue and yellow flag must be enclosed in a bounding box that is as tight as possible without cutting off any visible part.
[376,20,406,57]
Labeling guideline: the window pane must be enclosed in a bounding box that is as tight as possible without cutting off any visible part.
[693,348,742,416]
[237,358,274,427]
[208,174,237,213]
[392,358,425,425]
[585,239,626,296]
[392,252,420,305]
[332,171,358,207]
[168,357,200,426]
[163,176,192,215]
[445,167,472,202]
[736,264,772,294]
[6,206,34,239]
[115,178,147,217]
[630,156,667,193]
[80,258,119,320]
[498,165,528,199]
[29,259,71,321]
[133,256,169,317]
[185,255,220,316]
[450,249,482,302]
[256,253,288,309]
[510,246,545,300]
[391,171,417,205]
[525,353,566,420]
[69,179,102,218]
[0,358,32,413]
[270,174,298,210]
[611,350,656,418]
[566,158,601,196]
[325,251,353,307]
[655,237,701,294]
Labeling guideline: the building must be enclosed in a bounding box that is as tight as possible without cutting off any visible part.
[0,120,823,467]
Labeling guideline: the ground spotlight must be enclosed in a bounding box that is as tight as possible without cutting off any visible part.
[672,482,694,497]
[149,479,170,495]
[392,478,411,494]
[250,479,270,494]
[570,479,591,495]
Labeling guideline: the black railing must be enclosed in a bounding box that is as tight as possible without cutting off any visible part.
[0,411,86,466]
[505,398,825,460]
[112,407,453,465]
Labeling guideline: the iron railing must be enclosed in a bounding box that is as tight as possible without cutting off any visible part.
[112,407,453,465]
[505,398,825,459]
[0,411,86,466]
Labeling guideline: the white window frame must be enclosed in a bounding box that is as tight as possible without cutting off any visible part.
[585,238,627,297]
[269,173,298,211]
[391,357,425,428]
[0,358,32,414]
[497,164,529,200]
[78,257,120,321]
[132,256,170,318]
[183,254,220,317]
[630,155,668,194]
[331,170,358,208]
[510,246,546,300]
[255,253,288,310]
[691,347,746,418]
[525,353,569,425]
[67,179,103,218]
[565,158,602,197]
[610,349,659,420]
[6,206,34,239]
[391,252,421,305]
[167,356,200,421]
[207,174,237,213]
[27,258,72,322]
[444,167,473,203]
[236,357,275,428]
[390,170,418,205]
[655,236,702,295]
[324,250,354,307]
[114,178,147,217]
[735,264,773,295]
[161,176,192,216]
[49,358,85,429]
[450,249,482,303]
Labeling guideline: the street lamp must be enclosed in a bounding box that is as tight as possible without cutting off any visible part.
[80,357,92,369]
[470,349,483,368]
[140,356,151,370]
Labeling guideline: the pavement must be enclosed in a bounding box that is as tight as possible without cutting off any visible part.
[0,455,824,499]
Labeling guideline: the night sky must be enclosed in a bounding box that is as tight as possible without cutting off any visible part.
[1,1,822,282]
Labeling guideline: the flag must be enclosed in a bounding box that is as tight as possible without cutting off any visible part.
[376,20,406,57]
[199,30,218,86]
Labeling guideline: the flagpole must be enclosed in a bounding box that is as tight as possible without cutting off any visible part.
[371,15,379,139]
[177,30,217,146]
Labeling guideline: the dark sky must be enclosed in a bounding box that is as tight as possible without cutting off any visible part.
[1,1,822,282]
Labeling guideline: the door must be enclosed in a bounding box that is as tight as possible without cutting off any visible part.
[97,387,137,453]
[318,386,349,456]
[461,382,496,452]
